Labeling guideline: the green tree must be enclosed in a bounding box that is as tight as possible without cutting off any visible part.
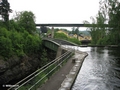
[0,10,43,60]
[0,0,12,21]
[75,27,79,39]
[14,11,36,34]
[107,0,120,44]
[9,19,25,32]
[68,38,81,45]
[71,27,75,34]
[54,32,68,40]
[84,0,108,45]
[40,26,48,33]
[0,27,13,58]
[54,32,81,45]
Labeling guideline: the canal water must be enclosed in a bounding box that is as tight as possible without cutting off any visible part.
[71,46,120,90]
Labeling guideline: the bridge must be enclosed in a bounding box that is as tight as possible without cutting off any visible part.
[36,23,91,27]
[43,38,78,58]
[36,23,109,27]
[43,38,77,51]
[36,23,109,38]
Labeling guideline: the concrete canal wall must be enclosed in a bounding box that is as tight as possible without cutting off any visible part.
[59,50,88,90]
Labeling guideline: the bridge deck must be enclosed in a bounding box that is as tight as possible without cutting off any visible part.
[36,24,109,27]
[36,24,85,27]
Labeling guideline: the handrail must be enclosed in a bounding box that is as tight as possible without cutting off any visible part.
[12,52,66,85]
[7,54,62,90]
[15,51,70,89]
[28,52,72,90]
[8,50,73,90]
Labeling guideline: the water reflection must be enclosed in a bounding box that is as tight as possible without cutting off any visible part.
[67,46,120,90]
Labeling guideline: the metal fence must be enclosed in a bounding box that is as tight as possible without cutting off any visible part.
[8,50,73,90]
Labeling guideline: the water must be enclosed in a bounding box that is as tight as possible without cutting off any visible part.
[71,47,120,90]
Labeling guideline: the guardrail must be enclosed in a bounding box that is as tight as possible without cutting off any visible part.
[8,50,73,90]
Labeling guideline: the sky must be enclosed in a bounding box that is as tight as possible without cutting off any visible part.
[8,0,100,30]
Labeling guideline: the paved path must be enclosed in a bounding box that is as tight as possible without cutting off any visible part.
[37,55,75,90]
[37,51,87,90]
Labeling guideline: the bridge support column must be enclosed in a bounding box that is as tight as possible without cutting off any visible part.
[76,27,79,40]
[56,46,62,58]
[51,27,54,38]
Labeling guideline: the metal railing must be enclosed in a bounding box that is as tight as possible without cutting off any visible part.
[8,50,73,90]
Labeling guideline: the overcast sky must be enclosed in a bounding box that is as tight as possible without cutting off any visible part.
[8,0,100,30]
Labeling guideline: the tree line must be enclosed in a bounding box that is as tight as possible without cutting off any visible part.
[53,29,81,45]
[0,11,42,60]
[84,0,120,45]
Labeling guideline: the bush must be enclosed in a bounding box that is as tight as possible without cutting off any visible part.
[0,36,12,58]
[54,32,81,45]
[68,38,81,45]
[0,27,42,59]
[24,34,42,54]
[54,32,68,40]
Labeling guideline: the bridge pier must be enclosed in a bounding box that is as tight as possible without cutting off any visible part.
[56,46,62,58]
[76,27,79,39]
[51,27,54,38]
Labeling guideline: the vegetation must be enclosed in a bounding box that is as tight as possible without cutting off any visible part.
[54,32,81,45]
[40,49,48,66]
[13,11,36,34]
[84,0,120,45]
[54,32,68,40]
[0,11,42,60]
[68,38,81,45]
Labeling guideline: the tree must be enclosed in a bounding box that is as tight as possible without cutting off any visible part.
[75,27,79,39]
[85,0,120,45]
[71,27,75,34]
[68,38,81,45]
[16,11,36,34]
[0,27,12,58]
[84,0,108,45]
[0,0,12,21]
[40,26,48,33]
[107,0,120,44]
[54,32,68,40]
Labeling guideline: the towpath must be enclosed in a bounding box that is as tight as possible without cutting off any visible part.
[37,50,87,90]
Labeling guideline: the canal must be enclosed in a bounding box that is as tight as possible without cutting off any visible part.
[72,47,120,90]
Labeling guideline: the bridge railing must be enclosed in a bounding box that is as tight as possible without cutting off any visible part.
[8,50,73,90]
